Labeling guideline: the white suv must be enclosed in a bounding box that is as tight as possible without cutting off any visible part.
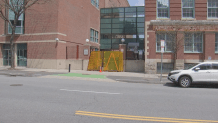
[168,62,218,87]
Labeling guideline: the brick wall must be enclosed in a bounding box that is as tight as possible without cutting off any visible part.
[104,0,129,8]
[145,0,208,21]
[28,42,58,59]
[204,33,215,60]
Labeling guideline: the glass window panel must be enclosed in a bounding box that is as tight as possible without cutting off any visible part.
[112,34,126,39]
[101,29,111,34]
[101,19,111,23]
[125,38,137,43]
[101,24,111,28]
[101,13,112,18]
[100,8,112,13]
[208,0,218,18]
[112,39,121,43]
[137,28,144,33]
[157,0,169,7]
[156,33,175,52]
[100,44,111,49]
[137,7,145,12]
[125,28,136,33]
[125,13,137,17]
[112,24,124,28]
[137,38,144,43]
[113,8,124,13]
[157,63,174,74]
[113,13,124,18]
[100,39,111,44]
[112,44,119,49]
[137,23,144,27]
[137,12,145,17]
[184,33,203,53]
[112,18,124,23]
[124,23,136,28]
[125,18,136,23]
[3,44,10,49]
[125,7,137,13]
[137,17,145,22]
[112,29,124,33]
[138,43,144,50]
[101,34,112,39]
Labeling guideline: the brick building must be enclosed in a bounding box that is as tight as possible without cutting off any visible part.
[145,0,218,74]
[0,0,129,69]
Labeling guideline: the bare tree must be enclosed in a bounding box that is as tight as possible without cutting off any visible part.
[0,0,50,69]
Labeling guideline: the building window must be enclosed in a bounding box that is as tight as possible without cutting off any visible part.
[157,63,174,74]
[184,33,203,53]
[90,29,99,43]
[182,0,195,18]
[156,33,175,52]
[208,0,218,18]
[8,4,24,34]
[91,0,99,9]
[216,33,218,52]
[157,0,170,18]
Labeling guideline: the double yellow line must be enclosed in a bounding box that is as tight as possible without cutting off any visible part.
[76,111,218,123]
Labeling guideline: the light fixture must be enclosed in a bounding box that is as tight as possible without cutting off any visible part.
[55,38,59,42]
[86,39,89,43]
[121,38,125,44]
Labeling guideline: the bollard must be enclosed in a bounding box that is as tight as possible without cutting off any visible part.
[69,64,71,73]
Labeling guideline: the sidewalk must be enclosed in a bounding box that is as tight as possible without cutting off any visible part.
[0,66,169,84]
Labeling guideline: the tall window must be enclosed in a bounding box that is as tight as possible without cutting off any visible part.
[184,33,203,53]
[182,0,195,18]
[156,33,175,52]
[91,0,99,9]
[90,29,99,43]
[215,33,218,52]
[8,1,24,34]
[157,0,170,18]
[208,0,218,18]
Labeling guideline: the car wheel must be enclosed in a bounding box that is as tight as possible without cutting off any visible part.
[179,76,191,88]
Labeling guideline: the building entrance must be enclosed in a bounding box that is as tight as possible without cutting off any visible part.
[3,44,11,66]
[17,44,27,66]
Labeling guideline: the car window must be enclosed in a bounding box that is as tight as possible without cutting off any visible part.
[198,64,211,70]
[212,64,218,70]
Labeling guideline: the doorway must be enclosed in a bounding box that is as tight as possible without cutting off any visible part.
[17,44,27,66]
[3,44,11,66]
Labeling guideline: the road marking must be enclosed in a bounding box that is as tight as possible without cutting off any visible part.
[75,111,218,123]
[60,89,121,95]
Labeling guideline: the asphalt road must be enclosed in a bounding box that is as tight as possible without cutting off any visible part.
[1,75,218,123]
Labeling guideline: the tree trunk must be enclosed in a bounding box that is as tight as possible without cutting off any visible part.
[10,28,15,69]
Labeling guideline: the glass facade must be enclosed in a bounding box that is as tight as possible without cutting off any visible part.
[100,7,145,50]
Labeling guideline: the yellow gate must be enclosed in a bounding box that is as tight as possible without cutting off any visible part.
[87,51,123,72]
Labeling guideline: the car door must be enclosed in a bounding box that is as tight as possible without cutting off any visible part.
[191,63,211,82]
[211,63,218,82]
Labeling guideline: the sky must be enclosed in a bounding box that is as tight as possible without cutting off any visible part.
[127,0,144,6]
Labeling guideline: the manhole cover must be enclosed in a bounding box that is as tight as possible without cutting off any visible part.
[10,84,23,86]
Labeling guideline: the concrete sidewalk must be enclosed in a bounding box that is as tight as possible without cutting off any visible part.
[0,66,169,84]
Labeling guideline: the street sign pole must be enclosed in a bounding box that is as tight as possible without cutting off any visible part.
[160,40,165,82]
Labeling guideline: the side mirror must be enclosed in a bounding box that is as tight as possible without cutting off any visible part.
[194,67,200,71]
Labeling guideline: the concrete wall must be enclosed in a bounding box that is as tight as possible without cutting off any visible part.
[27,59,65,69]
[0,58,3,67]
[125,60,144,72]
[66,59,89,70]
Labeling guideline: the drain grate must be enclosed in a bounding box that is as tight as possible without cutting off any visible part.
[10,84,23,86]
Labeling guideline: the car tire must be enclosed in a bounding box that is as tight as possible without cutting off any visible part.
[179,76,191,88]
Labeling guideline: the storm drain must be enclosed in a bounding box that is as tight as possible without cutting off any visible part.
[10,84,23,86]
